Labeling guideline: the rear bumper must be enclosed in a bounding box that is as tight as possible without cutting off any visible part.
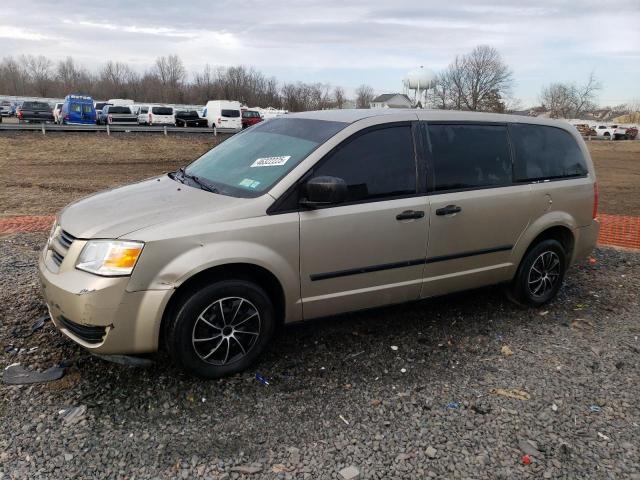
[572,220,599,263]
[38,253,173,354]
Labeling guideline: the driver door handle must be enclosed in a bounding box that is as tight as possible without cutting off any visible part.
[436,205,462,216]
[396,210,425,221]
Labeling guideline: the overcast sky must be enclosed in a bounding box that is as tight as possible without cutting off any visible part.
[2,0,639,106]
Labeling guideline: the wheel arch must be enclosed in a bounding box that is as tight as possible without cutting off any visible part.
[512,222,575,280]
[159,262,287,351]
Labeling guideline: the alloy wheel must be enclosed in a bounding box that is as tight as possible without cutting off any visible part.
[191,297,261,365]
[527,251,561,297]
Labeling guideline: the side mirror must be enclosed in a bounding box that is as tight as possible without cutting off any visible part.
[301,176,348,207]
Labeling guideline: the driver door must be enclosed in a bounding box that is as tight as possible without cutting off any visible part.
[298,122,430,319]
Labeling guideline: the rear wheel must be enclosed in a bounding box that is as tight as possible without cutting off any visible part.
[507,239,567,307]
[166,280,276,378]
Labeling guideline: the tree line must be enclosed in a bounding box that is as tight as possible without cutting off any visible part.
[0,48,619,116]
[0,54,346,111]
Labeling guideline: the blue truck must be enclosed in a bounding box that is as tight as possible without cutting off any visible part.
[60,94,96,125]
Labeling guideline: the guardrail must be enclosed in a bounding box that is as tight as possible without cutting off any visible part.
[0,122,236,135]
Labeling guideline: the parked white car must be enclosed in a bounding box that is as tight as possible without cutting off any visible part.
[137,105,175,126]
[595,125,629,140]
[203,100,242,131]
[53,103,64,124]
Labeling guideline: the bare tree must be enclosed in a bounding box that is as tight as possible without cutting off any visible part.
[333,86,346,109]
[355,84,374,108]
[539,73,602,118]
[0,56,29,95]
[23,54,53,97]
[573,72,602,118]
[428,46,512,112]
[152,54,186,102]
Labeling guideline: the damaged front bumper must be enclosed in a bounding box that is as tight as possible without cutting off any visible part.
[38,251,172,355]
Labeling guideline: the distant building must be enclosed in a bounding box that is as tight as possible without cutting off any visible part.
[370,93,412,109]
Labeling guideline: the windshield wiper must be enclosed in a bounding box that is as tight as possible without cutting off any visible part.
[177,167,219,194]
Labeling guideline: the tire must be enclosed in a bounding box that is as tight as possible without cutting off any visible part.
[166,280,276,378]
[507,239,567,307]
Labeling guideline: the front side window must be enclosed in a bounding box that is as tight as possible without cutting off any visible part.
[312,125,417,203]
[510,124,588,181]
[185,118,347,197]
[427,124,512,191]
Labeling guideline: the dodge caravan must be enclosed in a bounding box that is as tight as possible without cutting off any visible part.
[39,110,599,378]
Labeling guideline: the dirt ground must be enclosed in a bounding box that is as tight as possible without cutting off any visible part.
[0,132,639,217]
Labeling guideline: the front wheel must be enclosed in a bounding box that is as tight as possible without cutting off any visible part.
[166,280,276,378]
[507,239,567,307]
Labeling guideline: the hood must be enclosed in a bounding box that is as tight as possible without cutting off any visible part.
[59,175,252,239]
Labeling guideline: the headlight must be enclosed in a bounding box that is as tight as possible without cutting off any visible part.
[76,240,144,276]
[48,218,58,242]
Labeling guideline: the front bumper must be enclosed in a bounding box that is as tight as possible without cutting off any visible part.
[38,250,173,354]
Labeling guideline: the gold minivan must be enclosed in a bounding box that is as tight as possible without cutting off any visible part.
[39,110,599,377]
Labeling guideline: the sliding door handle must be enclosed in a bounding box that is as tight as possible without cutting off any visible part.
[436,205,462,216]
[396,210,425,221]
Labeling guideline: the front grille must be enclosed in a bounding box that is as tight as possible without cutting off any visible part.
[51,250,64,265]
[51,229,76,266]
[59,315,107,344]
[58,230,75,249]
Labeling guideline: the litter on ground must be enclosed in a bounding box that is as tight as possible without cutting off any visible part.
[3,363,65,385]
[489,388,531,400]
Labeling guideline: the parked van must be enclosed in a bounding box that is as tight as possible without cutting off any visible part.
[203,100,242,131]
[137,105,175,126]
[60,95,96,125]
[39,110,599,378]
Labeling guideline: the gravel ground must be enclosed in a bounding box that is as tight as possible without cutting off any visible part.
[0,233,639,479]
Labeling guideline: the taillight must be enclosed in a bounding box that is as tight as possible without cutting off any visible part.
[593,182,599,219]
[218,117,221,125]
[108,114,113,124]
[149,113,153,123]
[64,114,69,120]
[17,110,22,119]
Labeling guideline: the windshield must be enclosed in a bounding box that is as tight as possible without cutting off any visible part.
[184,118,347,197]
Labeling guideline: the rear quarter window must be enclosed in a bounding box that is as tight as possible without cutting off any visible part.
[427,124,512,191]
[510,124,588,181]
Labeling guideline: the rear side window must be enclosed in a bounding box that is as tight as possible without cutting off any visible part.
[510,124,587,181]
[82,104,93,113]
[313,125,416,203]
[71,104,81,113]
[221,109,240,118]
[140,107,148,114]
[427,124,512,191]
[152,107,173,115]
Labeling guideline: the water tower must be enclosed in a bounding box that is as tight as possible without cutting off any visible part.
[403,66,436,108]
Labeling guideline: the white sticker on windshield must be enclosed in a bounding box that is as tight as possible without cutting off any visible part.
[250,156,291,168]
